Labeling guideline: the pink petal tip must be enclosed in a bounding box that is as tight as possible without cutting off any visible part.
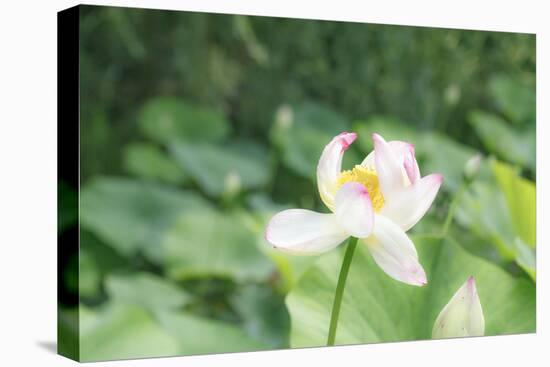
[433,173,444,184]
[467,276,477,294]
[337,132,357,152]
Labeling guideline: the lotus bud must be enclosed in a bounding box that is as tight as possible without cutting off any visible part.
[463,154,482,182]
[432,276,485,339]
[223,170,242,197]
[275,104,293,130]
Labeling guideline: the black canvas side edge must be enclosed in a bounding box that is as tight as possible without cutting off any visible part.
[57,4,80,362]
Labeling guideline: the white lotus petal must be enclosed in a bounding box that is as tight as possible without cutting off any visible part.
[403,144,420,184]
[361,140,420,185]
[381,173,443,231]
[265,209,348,255]
[364,215,427,286]
[334,182,374,238]
[432,277,485,339]
[317,132,357,210]
[362,140,413,169]
[372,134,407,199]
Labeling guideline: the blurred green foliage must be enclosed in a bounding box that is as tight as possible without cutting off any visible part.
[59,5,535,361]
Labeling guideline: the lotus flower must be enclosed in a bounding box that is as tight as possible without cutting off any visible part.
[265,132,443,286]
[432,276,485,338]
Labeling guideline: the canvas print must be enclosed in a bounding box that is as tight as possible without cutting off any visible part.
[57,4,536,362]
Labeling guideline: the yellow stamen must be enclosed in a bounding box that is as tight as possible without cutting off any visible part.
[336,165,385,212]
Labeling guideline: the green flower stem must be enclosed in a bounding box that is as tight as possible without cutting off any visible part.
[441,181,468,236]
[327,236,358,346]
